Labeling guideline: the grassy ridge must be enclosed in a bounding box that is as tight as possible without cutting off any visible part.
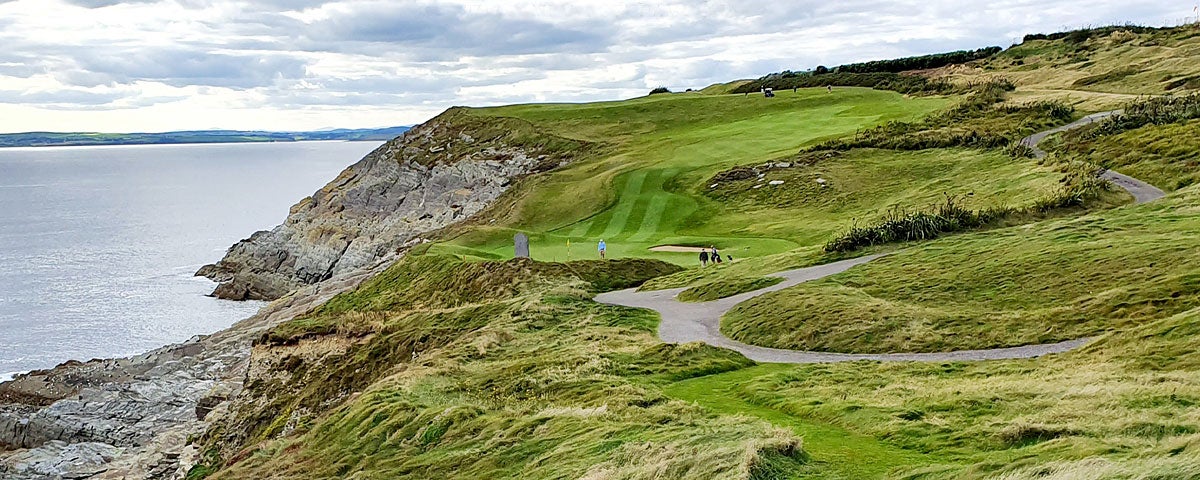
[678,277,784,303]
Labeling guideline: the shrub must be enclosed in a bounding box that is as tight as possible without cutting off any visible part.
[649,86,671,95]
[833,47,1001,74]
[731,71,953,96]
[824,195,1007,252]
[1082,93,1200,139]
[824,163,1111,252]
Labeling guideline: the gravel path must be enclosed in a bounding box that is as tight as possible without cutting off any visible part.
[595,255,1092,363]
[594,114,1175,364]
[1021,110,1166,203]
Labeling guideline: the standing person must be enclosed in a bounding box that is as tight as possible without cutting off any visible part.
[711,246,721,264]
[827,85,833,93]
[598,239,607,259]
[699,249,709,267]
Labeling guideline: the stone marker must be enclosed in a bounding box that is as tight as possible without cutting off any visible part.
[514,233,530,258]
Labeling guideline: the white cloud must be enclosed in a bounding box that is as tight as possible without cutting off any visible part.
[0,0,1189,132]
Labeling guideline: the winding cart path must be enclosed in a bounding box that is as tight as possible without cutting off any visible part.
[596,111,1166,363]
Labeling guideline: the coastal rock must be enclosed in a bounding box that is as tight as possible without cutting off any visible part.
[197,109,587,301]
[0,441,121,480]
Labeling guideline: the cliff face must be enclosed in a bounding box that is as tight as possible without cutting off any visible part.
[0,108,590,479]
[197,108,586,300]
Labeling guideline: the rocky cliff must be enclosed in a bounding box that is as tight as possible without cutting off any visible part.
[197,108,587,300]
[0,108,590,479]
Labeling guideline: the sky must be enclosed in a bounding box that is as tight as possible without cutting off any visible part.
[0,0,1193,133]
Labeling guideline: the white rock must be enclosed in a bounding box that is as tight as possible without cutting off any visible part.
[768,180,785,186]
[710,183,719,188]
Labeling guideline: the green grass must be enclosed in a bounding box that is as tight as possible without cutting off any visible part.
[678,276,784,303]
[427,88,952,264]
[722,184,1200,353]
[706,305,1200,479]
[199,28,1200,479]
[203,256,813,480]
[665,365,942,479]
[1058,119,1200,191]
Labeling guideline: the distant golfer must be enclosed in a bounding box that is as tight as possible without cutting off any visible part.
[711,246,722,264]
[827,85,833,93]
[699,249,709,267]
[598,239,607,259]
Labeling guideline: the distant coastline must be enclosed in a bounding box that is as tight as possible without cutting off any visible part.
[0,126,411,148]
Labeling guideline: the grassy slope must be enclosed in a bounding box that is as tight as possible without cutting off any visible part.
[723,185,1200,353]
[207,257,817,480]
[1057,119,1200,191]
[933,26,1200,111]
[713,305,1200,479]
[429,88,953,263]
[206,26,1200,480]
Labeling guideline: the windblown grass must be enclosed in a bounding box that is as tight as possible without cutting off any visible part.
[199,256,813,480]
[724,184,1200,353]
[677,276,784,303]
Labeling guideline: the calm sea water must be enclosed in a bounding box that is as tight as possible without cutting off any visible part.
[0,141,381,380]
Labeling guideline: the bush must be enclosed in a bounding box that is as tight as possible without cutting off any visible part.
[824,195,1008,252]
[833,47,1001,74]
[731,71,953,96]
[825,163,1111,252]
[1083,93,1200,138]
[649,86,671,95]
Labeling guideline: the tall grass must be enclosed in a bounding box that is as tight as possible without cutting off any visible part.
[825,164,1111,252]
[824,195,1008,252]
[1085,93,1200,138]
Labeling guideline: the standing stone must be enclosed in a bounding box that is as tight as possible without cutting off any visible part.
[514,233,530,258]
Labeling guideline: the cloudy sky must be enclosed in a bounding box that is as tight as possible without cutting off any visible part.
[0,0,1191,133]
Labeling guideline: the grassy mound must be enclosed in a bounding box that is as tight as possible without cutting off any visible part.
[723,184,1200,353]
[677,277,784,303]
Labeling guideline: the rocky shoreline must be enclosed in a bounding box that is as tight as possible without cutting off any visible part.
[0,108,583,479]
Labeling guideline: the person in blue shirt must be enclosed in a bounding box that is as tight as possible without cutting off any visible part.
[598,239,607,259]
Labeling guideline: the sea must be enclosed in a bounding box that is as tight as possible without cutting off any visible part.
[0,141,381,381]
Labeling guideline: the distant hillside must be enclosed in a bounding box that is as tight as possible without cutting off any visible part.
[0,126,411,148]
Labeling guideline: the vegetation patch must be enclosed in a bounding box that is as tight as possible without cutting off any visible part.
[677,276,784,302]
[724,185,1200,353]
[810,81,1075,152]
[824,162,1117,252]
[199,254,817,479]
[733,71,952,95]
[830,47,1001,74]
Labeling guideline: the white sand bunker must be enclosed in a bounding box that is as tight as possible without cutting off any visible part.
[648,245,713,253]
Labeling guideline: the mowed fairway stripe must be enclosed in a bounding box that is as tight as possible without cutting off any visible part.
[566,219,593,238]
[630,170,675,242]
[598,170,648,239]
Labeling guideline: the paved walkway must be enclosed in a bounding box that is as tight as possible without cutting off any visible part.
[595,255,1092,363]
[596,112,1170,364]
[1020,110,1166,203]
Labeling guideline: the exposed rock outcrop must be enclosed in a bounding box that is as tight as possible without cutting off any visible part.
[197,108,587,300]
[1,108,589,478]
